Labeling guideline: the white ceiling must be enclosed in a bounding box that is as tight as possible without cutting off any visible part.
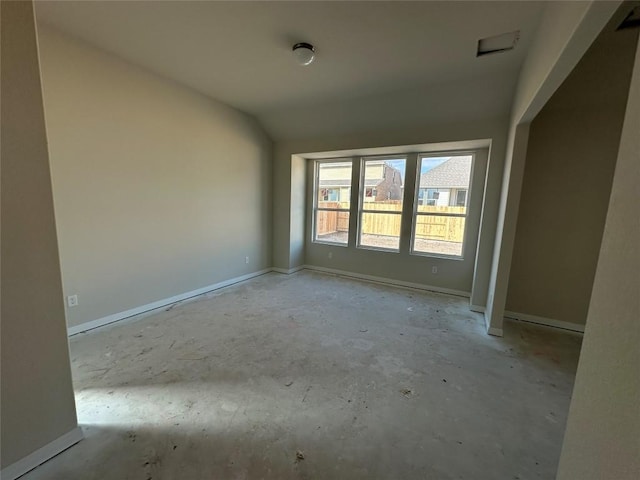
[35,1,545,119]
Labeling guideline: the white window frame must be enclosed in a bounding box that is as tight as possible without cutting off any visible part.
[410,152,475,260]
[312,158,352,247]
[357,155,407,253]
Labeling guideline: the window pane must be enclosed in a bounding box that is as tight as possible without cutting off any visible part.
[361,158,406,206]
[318,162,352,209]
[315,211,349,244]
[359,212,401,251]
[413,215,465,257]
[417,155,472,214]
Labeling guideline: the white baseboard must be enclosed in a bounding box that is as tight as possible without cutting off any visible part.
[67,265,478,337]
[487,326,504,337]
[504,310,585,333]
[0,426,83,480]
[483,311,504,337]
[469,304,486,313]
[271,265,305,275]
[302,264,470,298]
[68,269,272,336]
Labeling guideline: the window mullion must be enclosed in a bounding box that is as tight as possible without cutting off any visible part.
[361,209,403,215]
[416,212,467,218]
[400,153,418,254]
[348,156,360,248]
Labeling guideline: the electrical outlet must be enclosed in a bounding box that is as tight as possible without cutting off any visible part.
[328,251,333,259]
[67,295,79,307]
[245,256,249,264]
[432,266,438,274]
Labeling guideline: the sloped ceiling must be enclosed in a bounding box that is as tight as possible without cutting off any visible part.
[35,1,545,139]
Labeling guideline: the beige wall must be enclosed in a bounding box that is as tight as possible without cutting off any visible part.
[274,118,508,298]
[557,35,640,480]
[1,1,78,469]
[261,69,517,141]
[507,26,639,326]
[36,27,272,329]
[484,0,621,333]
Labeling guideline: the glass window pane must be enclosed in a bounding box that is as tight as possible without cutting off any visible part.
[417,155,472,214]
[413,215,465,257]
[315,211,349,244]
[361,158,406,206]
[359,212,401,251]
[318,162,352,209]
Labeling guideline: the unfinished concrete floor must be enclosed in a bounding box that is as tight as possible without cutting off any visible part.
[24,271,582,480]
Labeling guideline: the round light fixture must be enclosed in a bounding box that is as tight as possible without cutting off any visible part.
[292,42,315,66]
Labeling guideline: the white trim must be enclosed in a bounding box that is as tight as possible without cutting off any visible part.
[483,312,503,337]
[67,269,272,336]
[504,311,585,333]
[271,266,305,275]
[487,326,504,337]
[302,265,470,297]
[0,426,83,480]
[470,304,486,313]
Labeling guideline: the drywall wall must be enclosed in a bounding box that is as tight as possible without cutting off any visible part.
[273,117,508,296]
[1,0,79,472]
[484,0,622,334]
[260,69,518,141]
[556,35,639,480]
[507,26,639,326]
[36,26,272,329]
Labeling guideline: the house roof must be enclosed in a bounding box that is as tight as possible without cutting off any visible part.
[419,157,472,189]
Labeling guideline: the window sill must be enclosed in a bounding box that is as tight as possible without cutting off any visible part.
[410,251,465,261]
[312,240,349,248]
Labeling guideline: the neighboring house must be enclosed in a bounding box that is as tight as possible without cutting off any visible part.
[319,161,403,203]
[418,156,472,207]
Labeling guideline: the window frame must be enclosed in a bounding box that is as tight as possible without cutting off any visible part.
[356,155,407,253]
[410,152,476,260]
[455,189,468,207]
[311,158,353,247]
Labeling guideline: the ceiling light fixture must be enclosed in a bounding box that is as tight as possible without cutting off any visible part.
[292,42,315,66]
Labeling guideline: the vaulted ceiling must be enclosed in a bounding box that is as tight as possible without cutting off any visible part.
[35,1,545,125]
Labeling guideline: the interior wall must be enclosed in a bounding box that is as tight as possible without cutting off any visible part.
[1,1,78,470]
[260,69,518,141]
[557,36,639,480]
[36,26,273,329]
[484,0,622,334]
[273,118,508,297]
[507,26,639,326]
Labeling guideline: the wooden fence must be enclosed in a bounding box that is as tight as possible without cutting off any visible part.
[317,202,465,242]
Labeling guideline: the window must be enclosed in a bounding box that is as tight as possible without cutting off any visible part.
[310,150,477,259]
[412,154,473,258]
[455,189,467,207]
[313,160,352,245]
[358,157,406,252]
[425,188,440,206]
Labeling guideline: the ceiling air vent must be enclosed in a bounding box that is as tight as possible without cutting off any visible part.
[477,31,520,57]
[617,6,640,30]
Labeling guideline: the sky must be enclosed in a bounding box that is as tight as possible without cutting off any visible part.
[420,157,450,174]
[385,156,451,182]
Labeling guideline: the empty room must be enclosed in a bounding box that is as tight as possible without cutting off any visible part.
[1,1,638,479]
